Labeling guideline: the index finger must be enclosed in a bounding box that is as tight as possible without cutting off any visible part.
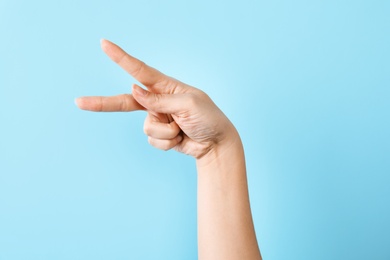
[101,39,168,90]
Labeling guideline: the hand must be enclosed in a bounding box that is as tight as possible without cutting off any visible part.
[76,40,261,260]
[76,39,239,160]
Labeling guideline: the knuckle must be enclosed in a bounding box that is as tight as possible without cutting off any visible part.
[116,53,127,65]
[185,93,198,107]
[153,93,161,103]
[185,91,209,106]
[168,123,180,137]
[162,142,172,151]
[143,124,150,135]
[121,94,132,111]
[143,114,154,135]
[97,97,104,111]
[151,93,164,110]
[119,95,126,111]
[147,136,154,146]
[197,90,211,102]
[132,61,146,77]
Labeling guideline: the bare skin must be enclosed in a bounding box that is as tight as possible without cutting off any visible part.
[75,39,262,260]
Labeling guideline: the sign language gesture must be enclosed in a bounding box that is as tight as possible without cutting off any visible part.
[76,39,238,161]
[75,40,262,260]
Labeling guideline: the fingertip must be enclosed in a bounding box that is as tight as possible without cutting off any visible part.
[75,97,96,111]
[132,84,148,97]
[74,97,86,110]
[100,38,110,51]
[101,38,118,54]
[100,39,126,64]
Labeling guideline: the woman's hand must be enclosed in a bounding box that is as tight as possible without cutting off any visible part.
[76,39,238,160]
[76,40,262,260]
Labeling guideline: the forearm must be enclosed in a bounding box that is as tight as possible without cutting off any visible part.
[196,129,262,260]
[77,39,260,259]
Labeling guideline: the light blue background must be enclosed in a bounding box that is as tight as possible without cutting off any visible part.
[0,0,389,259]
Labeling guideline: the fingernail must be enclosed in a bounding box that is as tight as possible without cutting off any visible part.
[74,97,86,110]
[133,85,147,96]
[74,97,82,106]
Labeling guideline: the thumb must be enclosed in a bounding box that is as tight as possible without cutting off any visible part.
[132,84,186,114]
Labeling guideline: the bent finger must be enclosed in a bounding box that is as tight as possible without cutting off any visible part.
[144,113,181,139]
[147,135,183,151]
[75,94,145,112]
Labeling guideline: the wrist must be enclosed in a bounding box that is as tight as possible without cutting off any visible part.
[196,126,244,169]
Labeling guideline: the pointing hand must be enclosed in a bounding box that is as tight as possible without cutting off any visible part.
[76,40,238,160]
